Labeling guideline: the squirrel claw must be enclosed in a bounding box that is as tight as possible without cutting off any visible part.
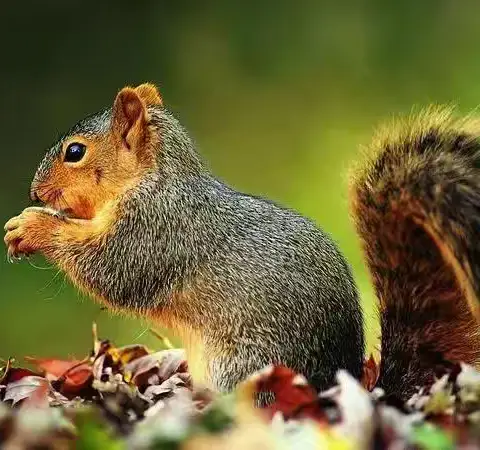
[4,207,62,260]
[6,251,23,264]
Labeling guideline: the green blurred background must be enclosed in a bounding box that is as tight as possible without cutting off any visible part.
[1,0,480,361]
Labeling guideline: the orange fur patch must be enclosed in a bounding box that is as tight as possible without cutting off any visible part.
[134,83,163,106]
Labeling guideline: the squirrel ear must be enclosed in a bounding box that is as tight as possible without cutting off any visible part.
[112,87,149,151]
[134,83,163,106]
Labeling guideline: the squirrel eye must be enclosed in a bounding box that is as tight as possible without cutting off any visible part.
[64,142,86,163]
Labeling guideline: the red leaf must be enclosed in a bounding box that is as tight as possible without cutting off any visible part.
[249,365,327,423]
[3,367,40,384]
[26,357,92,395]
[26,357,84,378]
[59,364,93,394]
[361,354,380,391]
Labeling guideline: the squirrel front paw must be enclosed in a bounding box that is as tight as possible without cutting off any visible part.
[4,207,63,260]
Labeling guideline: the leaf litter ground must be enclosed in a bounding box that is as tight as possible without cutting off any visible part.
[1,324,479,449]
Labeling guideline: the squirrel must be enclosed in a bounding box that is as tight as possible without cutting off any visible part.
[4,84,480,401]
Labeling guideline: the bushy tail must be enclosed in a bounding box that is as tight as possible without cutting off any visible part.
[350,107,480,400]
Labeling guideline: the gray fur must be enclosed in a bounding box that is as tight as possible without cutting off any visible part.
[35,106,365,393]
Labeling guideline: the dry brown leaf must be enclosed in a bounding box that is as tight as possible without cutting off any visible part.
[4,376,50,405]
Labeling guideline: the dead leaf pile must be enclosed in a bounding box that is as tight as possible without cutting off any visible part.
[1,329,480,449]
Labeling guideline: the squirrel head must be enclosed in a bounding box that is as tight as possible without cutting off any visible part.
[31,83,163,220]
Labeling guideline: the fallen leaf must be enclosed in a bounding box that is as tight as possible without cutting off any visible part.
[26,357,93,396]
[243,365,326,423]
[143,374,190,400]
[92,354,106,381]
[154,349,188,380]
[2,365,39,385]
[332,370,375,448]
[361,354,380,391]
[20,380,50,409]
[109,344,150,366]
[25,357,84,379]
[4,376,50,405]
[125,348,189,390]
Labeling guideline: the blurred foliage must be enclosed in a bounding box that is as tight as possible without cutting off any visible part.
[1,0,480,359]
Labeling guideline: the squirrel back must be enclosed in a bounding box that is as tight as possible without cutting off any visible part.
[351,107,480,398]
